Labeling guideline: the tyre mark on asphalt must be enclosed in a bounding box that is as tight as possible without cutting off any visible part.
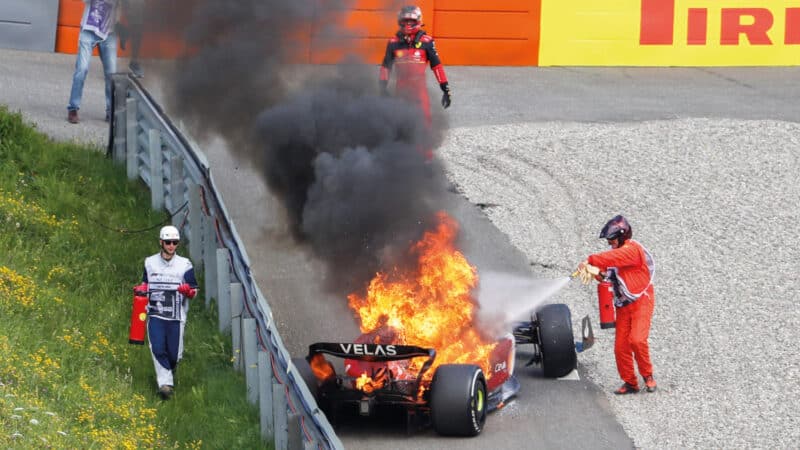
[514,138,583,246]
[692,67,756,90]
[443,130,584,269]
[495,138,583,264]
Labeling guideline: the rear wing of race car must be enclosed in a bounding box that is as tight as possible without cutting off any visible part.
[308,342,437,384]
[308,342,435,362]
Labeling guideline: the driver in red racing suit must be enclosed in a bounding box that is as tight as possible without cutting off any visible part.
[379,6,451,138]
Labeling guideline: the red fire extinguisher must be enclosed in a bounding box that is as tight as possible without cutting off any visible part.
[597,279,616,329]
[129,283,148,345]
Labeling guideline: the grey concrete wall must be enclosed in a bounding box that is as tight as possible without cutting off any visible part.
[0,0,59,52]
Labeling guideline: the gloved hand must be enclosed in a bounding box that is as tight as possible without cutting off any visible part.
[574,261,600,285]
[133,283,148,295]
[177,283,197,299]
[440,82,451,109]
[379,80,389,97]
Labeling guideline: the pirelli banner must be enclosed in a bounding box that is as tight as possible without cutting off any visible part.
[539,0,800,66]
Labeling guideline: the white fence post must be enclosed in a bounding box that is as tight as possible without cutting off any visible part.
[274,383,288,450]
[243,318,259,405]
[203,214,217,309]
[148,129,163,210]
[216,248,231,333]
[287,413,304,450]
[259,350,274,440]
[126,97,138,180]
[187,182,203,269]
[169,154,184,219]
[113,79,127,164]
[231,283,243,371]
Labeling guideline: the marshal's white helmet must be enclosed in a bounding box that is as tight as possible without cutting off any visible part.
[159,225,180,241]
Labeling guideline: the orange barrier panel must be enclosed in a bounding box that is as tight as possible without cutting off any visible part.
[343,10,397,38]
[336,0,540,65]
[56,0,82,54]
[310,0,398,63]
[434,11,535,40]
[58,0,84,26]
[434,1,540,66]
[55,0,542,66]
[432,8,539,65]
[55,25,79,54]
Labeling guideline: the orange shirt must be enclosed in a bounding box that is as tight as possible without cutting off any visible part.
[588,240,654,301]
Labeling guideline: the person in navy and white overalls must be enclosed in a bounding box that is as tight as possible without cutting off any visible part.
[142,225,198,399]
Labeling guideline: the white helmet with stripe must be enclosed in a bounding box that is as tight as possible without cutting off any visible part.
[159,225,180,241]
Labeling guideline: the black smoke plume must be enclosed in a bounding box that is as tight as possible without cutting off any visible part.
[139,0,451,294]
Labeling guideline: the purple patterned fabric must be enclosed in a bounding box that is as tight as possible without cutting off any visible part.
[82,0,118,40]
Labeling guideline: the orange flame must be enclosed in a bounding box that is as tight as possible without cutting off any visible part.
[355,372,387,394]
[348,211,496,381]
[310,353,335,382]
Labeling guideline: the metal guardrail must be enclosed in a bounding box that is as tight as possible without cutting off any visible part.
[109,74,343,450]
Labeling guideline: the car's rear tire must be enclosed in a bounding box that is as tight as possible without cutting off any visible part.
[537,303,577,378]
[292,357,319,400]
[429,364,487,436]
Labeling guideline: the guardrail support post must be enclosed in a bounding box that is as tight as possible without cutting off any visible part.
[287,413,304,450]
[187,182,202,268]
[112,78,127,164]
[169,154,184,219]
[274,384,288,450]
[217,248,231,333]
[126,97,138,180]
[231,283,243,371]
[203,214,217,309]
[243,318,259,405]
[258,350,274,440]
[148,129,163,210]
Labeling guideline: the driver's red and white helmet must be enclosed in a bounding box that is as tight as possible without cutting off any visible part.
[398,5,423,35]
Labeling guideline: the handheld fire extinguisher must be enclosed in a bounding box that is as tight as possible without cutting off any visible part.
[129,283,148,345]
[597,278,616,329]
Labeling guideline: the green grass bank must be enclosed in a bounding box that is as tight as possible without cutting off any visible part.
[0,107,267,449]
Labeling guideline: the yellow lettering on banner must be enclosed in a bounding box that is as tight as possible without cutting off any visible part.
[539,0,800,66]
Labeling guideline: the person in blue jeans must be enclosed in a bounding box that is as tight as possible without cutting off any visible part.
[67,0,120,124]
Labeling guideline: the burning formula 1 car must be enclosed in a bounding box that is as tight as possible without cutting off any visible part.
[293,303,594,437]
[292,213,594,435]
